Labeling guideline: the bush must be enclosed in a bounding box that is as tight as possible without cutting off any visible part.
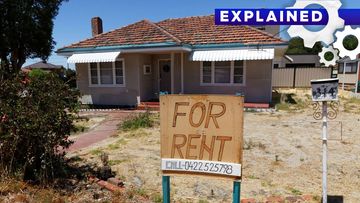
[120,112,153,131]
[0,72,80,182]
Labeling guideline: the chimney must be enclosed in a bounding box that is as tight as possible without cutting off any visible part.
[91,17,103,36]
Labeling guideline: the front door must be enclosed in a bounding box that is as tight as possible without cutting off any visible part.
[159,59,171,93]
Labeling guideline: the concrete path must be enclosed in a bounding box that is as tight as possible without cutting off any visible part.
[67,111,131,152]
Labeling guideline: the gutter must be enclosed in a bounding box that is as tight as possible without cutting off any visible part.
[56,42,189,56]
[57,42,288,56]
[191,42,288,50]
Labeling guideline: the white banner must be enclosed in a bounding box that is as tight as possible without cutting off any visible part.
[161,158,241,177]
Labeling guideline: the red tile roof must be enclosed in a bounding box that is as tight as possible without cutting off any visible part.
[60,15,285,50]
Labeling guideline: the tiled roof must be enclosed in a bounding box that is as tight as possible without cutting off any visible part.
[156,15,284,45]
[60,15,285,50]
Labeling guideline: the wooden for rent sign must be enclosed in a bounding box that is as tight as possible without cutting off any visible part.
[160,95,244,179]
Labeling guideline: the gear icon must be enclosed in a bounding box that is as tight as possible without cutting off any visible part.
[287,0,344,48]
[318,46,339,67]
[333,26,360,60]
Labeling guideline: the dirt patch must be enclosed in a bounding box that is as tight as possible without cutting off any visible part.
[71,104,360,202]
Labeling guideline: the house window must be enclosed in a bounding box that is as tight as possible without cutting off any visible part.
[100,62,113,84]
[90,63,98,85]
[214,61,231,83]
[89,59,125,86]
[115,61,124,84]
[143,65,152,75]
[339,62,358,74]
[234,61,244,84]
[201,61,245,85]
[202,61,212,83]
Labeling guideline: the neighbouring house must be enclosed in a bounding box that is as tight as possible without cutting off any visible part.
[23,61,64,75]
[337,56,360,92]
[56,15,288,107]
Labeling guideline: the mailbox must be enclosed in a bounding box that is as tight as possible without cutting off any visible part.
[311,78,339,102]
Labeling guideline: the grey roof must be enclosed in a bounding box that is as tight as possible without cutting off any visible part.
[338,56,360,63]
[23,61,62,69]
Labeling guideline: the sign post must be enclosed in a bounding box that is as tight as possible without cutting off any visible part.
[160,94,244,202]
[311,78,339,203]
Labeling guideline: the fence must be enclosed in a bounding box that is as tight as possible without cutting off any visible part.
[272,67,332,88]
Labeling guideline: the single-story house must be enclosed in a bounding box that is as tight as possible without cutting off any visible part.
[23,61,63,73]
[337,56,360,92]
[56,15,288,107]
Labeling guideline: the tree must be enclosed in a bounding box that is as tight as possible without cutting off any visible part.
[0,0,66,80]
[61,68,77,88]
[0,71,79,182]
[285,37,323,55]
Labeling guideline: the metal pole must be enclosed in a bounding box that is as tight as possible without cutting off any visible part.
[233,180,241,203]
[162,176,170,203]
[356,61,359,93]
[322,101,328,203]
[342,62,346,90]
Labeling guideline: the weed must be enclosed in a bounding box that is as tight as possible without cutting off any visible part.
[244,139,266,151]
[107,138,128,150]
[69,156,83,162]
[120,112,153,131]
[248,174,259,179]
[198,200,209,203]
[261,180,275,188]
[124,129,149,138]
[151,193,162,203]
[300,158,304,162]
[274,92,310,112]
[275,155,280,162]
[108,159,127,166]
[313,195,321,201]
[90,149,103,156]
[289,187,302,195]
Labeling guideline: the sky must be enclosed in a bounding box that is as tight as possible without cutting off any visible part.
[24,0,360,68]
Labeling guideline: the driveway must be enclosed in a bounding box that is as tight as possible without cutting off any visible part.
[67,111,132,152]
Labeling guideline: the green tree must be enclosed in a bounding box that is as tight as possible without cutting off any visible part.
[61,68,77,88]
[0,71,79,182]
[285,37,323,55]
[0,0,66,80]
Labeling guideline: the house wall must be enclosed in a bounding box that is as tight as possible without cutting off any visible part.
[76,53,141,106]
[182,53,273,103]
[338,73,357,84]
[76,52,274,105]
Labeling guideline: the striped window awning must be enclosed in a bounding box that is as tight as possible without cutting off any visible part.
[67,51,121,63]
[190,49,274,61]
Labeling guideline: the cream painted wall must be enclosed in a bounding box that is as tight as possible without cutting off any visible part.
[76,52,274,105]
[76,53,141,106]
[182,53,273,103]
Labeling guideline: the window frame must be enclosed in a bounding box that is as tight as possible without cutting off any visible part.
[200,61,246,86]
[88,58,126,87]
[338,62,358,74]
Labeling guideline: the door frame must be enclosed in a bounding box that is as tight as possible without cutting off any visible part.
[158,58,171,94]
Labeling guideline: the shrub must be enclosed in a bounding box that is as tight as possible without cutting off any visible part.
[0,72,79,182]
[120,112,153,131]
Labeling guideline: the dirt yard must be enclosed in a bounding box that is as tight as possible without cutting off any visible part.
[69,89,360,202]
